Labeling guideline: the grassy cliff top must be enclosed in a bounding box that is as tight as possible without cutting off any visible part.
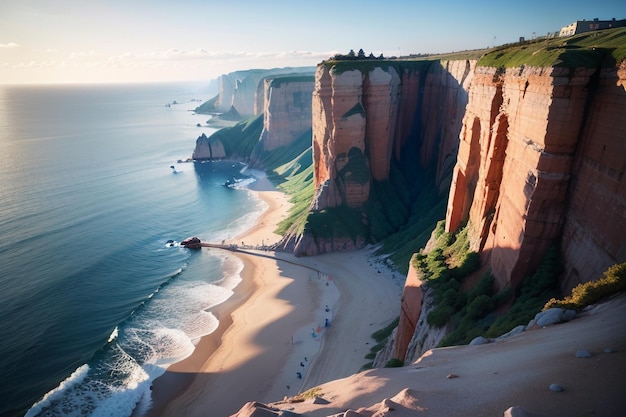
[322,27,626,74]
[321,58,434,75]
[477,27,626,69]
[267,74,315,87]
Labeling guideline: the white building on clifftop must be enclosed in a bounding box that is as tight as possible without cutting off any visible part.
[559,18,625,37]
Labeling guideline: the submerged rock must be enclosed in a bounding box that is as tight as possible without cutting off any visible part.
[549,383,564,392]
[575,349,592,358]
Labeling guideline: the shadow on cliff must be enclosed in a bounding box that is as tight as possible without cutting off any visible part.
[372,60,472,271]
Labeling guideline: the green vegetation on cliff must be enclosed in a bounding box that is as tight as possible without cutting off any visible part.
[201,115,316,237]
[194,94,219,114]
[267,74,315,88]
[323,58,433,76]
[209,114,264,159]
[478,27,626,69]
[418,239,562,346]
[408,222,564,346]
[481,245,561,339]
[322,27,626,79]
[275,164,314,236]
[544,262,626,311]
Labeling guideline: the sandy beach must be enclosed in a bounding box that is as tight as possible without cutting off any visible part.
[145,171,403,417]
[142,169,626,417]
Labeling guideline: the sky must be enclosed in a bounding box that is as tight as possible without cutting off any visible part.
[1,0,624,84]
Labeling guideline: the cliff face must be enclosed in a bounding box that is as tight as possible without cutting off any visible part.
[257,76,314,153]
[305,56,625,363]
[310,60,474,211]
[446,64,626,291]
[215,67,315,117]
[560,63,626,292]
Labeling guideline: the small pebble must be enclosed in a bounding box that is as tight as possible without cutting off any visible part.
[575,349,592,358]
[447,374,459,379]
[604,348,613,353]
[549,383,564,392]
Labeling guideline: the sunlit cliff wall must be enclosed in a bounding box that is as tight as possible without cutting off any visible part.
[216,68,315,116]
[257,76,314,153]
[305,57,625,364]
[310,60,474,212]
[446,64,626,292]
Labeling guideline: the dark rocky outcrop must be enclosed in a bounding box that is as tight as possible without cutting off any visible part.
[192,133,226,160]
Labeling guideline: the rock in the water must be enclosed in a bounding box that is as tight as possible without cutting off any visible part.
[549,383,564,392]
[604,347,614,353]
[470,336,490,345]
[575,349,592,358]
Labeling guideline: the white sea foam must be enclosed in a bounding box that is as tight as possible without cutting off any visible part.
[25,364,90,417]
[107,326,119,343]
[24,269,238,417]
[218,252,244,290]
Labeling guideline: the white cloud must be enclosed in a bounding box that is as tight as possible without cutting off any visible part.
[125,48,333,63]
[69,50,99,59]
[0,47,332,83]
[0,42,20,48]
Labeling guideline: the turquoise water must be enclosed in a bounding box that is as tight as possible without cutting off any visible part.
[0,83,264,416]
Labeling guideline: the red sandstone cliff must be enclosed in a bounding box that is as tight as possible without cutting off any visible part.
[290,60,474,256]
[446,64,626,292]
[304,57,625,364]
[311,61,474,211]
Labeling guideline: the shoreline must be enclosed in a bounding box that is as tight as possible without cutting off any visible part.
[144,172,294,416]
[144,171,403,417]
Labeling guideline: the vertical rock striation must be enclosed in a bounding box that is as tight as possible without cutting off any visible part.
[559,64,626,292]
[310,60,473,213]
[306,56,625,363]
[257,75,314,153]
[215,67,315,117]
[446,63,626,291]
[192,133,226,160]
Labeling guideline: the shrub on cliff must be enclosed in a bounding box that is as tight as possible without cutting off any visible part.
[482,245,562,338]
[543,262,626,311]
[385,358,404,368]
[437,245,563,345]
[416,223,487,329]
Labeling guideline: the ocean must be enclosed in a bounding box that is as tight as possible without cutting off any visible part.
[0,82,265,417]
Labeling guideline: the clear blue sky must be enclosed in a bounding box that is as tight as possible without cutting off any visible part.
[1,0,623,84]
